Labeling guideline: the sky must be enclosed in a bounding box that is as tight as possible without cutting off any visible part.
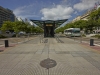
[0,0,100,22]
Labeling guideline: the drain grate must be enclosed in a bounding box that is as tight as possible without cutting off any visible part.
[40,58,57,69]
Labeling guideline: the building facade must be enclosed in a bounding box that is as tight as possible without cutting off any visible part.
[0,6,15,27]
[72,16,81,23]
[80,11,90,21]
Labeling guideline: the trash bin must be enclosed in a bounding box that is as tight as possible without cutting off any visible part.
[5,40,9,47]
[90,39,94,46]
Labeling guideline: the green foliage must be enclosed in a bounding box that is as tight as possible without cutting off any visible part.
[1,8,100,36]
[55,8,100,34]
[98,35,100,39]
[89,8,100,20]
[0,34,7,38]
[34,27,43,33]
[92,34,100,39]
[13,21,28,34]
[89,8,100,27]
[97,19,100,27]
[12,34,16,37]
[81,34,86,37]
[55,20,88,33]
[64,22,75,29]
[86,20,95,32]
[55,27,64,33]
[0,20,44,37]
[73,20,87,30]
[1,21,13,32]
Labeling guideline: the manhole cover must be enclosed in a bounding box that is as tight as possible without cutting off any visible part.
[40,58,57,69]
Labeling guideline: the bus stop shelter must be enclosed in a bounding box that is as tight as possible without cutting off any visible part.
[30,19,68,37]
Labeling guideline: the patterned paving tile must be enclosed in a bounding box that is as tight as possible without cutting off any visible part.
[0,37,100,75]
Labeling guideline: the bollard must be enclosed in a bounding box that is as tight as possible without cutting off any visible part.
[5,40,9,47]
[90,39,94,46]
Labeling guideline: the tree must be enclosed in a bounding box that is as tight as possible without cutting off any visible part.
[88,8,100,33]
[97,19,100,27]
[13,21,28,34]
[34,27,43,33]
[64,22,75,29]
[1,21,13,33]
[89,8,100,20]
[73,20,87,30]
[55,27,65,33]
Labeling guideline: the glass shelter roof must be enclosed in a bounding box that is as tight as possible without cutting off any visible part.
[30,19,68,28]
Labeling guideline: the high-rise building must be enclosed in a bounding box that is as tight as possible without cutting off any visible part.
[0,6,15,27]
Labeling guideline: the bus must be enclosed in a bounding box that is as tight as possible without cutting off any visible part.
[64,28,81,37]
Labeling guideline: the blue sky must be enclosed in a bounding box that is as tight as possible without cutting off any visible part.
[0,0,100,22]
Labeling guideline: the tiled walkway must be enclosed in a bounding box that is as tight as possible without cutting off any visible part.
[0,37,100,75]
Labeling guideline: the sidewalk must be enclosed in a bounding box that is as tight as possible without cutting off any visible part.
[0,37,100,75]
[0,36,37,51]
[81,42,100,53]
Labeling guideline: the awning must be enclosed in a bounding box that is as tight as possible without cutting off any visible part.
[30,19,68,28]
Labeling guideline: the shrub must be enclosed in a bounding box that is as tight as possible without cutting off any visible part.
[81,34,86,37]
[0,34,7,38]
[92,34,100,39]
[98,35,100,39]
[12,34,16,37]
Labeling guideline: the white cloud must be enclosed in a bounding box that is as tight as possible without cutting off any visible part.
[74,0,100,11]
[62,0,68,3]
[13,7,25,16]
[41,5,74,20]
[13,4,39,19]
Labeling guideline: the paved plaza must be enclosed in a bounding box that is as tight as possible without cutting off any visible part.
[0,36,100,75]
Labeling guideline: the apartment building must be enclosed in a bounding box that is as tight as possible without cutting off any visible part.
[72,16,81,23]
[80,11,90,20]
[0,6,15,27]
